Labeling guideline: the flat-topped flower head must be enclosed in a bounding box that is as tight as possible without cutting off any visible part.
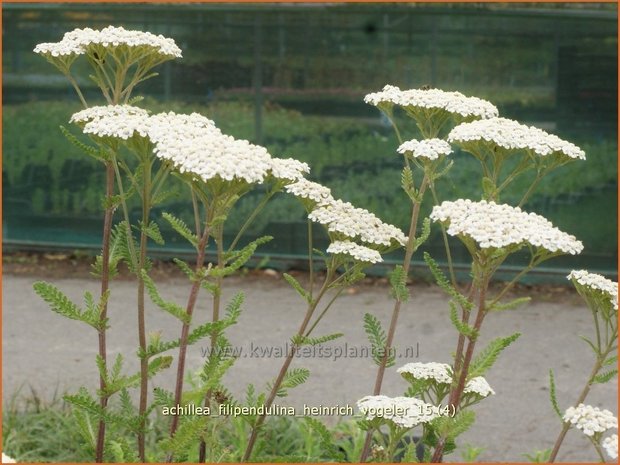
[285,179,334,206]
[35,25,182,59]
[448,117,585,161]
[563,404,618,437]
[603,434,618,459]
[327,240,382,264]
[71,105,151,140]
[148,112,272,184]
[463,376,495,398]
[568,270,618,311]
[357,395,440,429]
[309,198,407,247]
[364,85,498,120]
[430,199,583,255]
[269,158,310,183]
[397,362,452,384]
[398,138,452,161]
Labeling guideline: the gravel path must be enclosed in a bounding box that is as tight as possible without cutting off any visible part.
[3,272,617,462]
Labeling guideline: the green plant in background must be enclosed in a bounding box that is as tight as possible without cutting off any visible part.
[6,22,616,465]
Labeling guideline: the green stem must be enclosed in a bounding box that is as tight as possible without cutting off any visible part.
[518,171,544,207]
[65,73,88,108]
[227,190,275,253]
[303,286,346,337]
[308,219,315,300]
[198,223,225,463]
[429,184,458,289]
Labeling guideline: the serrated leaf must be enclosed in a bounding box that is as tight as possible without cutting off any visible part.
[549,370,562,418]
[363,313,394,367]
[60,125,106,162]
[293,332,344,347]
[449,301,477,338]
[488,296,531,312]
[468,332,521,378]
[578,335,599,355]
[304,417,345,461]
[413,217,431,252]
[594,368,618,384]
[103,356,172,396]
[401,165,416,202]
[33,282,107,330]
[604,355,618,366]
[159,416,208,454]
[172,258,197,281]
[162,212,198,248]
[424,252,472,311]
[272,367,310,397]
[141,269,190,324]
[283,273,312,303]
[389,265,409,302]
[140,220,164,245]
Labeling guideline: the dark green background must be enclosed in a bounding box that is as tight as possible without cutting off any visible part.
[3,3,618,279]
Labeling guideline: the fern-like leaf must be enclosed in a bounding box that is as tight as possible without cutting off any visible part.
[283,273,312,303]
[468,332,521,378]
[162,212,198,248]
[389,265,409,302]
[141,270,190,324]
[363,313,394,367]
[424,252,473,310]
[548,370,562,418]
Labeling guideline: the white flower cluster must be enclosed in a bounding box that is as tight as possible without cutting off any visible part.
[327,240,383,264]
[463,376,496,397]
[430,199,583,255]
[603,434,618,459]
[397,138,452,161]
[357,395,440,428]
[284,179,334,205]
[34,25,182,58]
[269,158,310,182]
[563,404,618,437]
[448,117,585,160]
[364,85,498,119]
[397,362,452,384]
[71,105,151,140]
[309,198,407,247]
[149,112,272,184]
[397,362,495,398]
[2,453,15,463]
[567,270,618,311]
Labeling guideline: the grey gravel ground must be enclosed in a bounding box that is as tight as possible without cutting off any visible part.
[3,272,617,462]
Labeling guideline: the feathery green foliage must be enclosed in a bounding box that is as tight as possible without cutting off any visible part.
[389,265,409,302]
[468,332,521,378]
[283,273,312,303]
[162,212,198,248]
[141,269,190,324]
[363,313,394,367]
[548,369,562,418]
[424,252,473,311]
[33,282,109,331]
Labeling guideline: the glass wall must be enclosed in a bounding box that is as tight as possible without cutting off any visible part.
[3,3,617,278]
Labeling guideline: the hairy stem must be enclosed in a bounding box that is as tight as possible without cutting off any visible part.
[95,162,115,463]
[166,226,211,460]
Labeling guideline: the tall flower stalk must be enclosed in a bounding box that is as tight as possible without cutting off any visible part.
[548,270,618,462]
[34,26,182,462]
[359,85,499,461]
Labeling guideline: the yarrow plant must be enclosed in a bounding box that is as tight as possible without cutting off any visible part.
[26,25,616,465]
